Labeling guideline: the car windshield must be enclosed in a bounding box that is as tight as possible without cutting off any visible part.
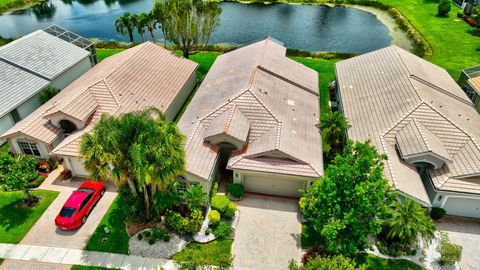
[59,207,76,218]
[76,188,94,194]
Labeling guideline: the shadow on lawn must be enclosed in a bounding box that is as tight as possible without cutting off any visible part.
[0,198,34,231]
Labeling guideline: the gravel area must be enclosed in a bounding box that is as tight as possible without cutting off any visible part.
[193,207,240,243]
[129,230,190,259]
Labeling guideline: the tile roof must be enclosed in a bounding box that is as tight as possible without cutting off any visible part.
[1,42,198,156]
[204,104,251,144]
[179,38,323,180]
[0,29,90,119]
[336,46,480,204]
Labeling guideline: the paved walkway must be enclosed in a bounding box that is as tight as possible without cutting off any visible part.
[0,243,176,270]
[0,260,71,270]
[20,167,117,249]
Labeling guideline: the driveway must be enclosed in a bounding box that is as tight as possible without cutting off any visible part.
[436,216,480,270]
[20,170,117,249]
[232,193,302,270]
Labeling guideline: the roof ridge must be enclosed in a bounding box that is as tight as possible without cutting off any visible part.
[224,104,236,133]
[391,46,423,102]
[380,136,399,189]
[382,101,424,136]
[247,89,281,122]
[410,75,472,105]
[102,79,121,108]
[412,118,431,152]
[198,90,249,123]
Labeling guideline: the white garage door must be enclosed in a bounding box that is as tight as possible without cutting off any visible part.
[68,157,89,177]
[443,197,480,218]
[243,174,305,197]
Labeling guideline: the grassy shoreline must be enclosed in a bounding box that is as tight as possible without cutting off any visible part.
[0,0,45,14]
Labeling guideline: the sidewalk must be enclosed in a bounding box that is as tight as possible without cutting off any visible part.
[0,243,176,270]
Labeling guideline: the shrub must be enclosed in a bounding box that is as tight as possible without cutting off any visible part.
[165,209,204,234]
[211,194,231,214]
[48,158,58,171]
[290,254,361,270]
[27,175,46,188]
[228,183,245,198]
[208,210,221,225]
[437,234,462,265]
[438,0,451,17]
[143,230,152,238]
[137,233,143,240]
[223,202,237,220]
[457,12,464,18]
[152,229,170,242]
[213,221,232,240]
[430,207,446,220]
[165,211,184,233]
[148,238,156,245]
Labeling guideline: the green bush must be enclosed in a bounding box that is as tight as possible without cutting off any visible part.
[430,207,446,220]
[26,175,46,188]
[208,210,221,225]
[165,209,204,234]
[137,233,143,240]
[438,0,451,17]
[213,221,232,240]
[228,183,245,198]
[148,238,156,245]
[437,234,462,265]
[211,194,231,214]
[289,254,360,270]
[224,202,237,220]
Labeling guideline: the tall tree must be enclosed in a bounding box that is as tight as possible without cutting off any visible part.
[115,12,136,43]
[143,12,158,42]
[80,108,186,219]
[383,198,435,248]
[151,3,168,47]
[320,111,350,158]
[152,0,221,58]
[299,140,393,255]
[134,13,146,42]
[0,153,39,205]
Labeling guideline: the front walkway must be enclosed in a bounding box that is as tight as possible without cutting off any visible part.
[232,193,302,270]
[0,243,176,270]
[20,167,117,249]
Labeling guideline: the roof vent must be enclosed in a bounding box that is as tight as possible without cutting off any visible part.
[287,99,295,106]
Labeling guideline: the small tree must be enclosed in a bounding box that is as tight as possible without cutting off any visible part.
[299,140,393,255]
[115,12,136,43]
[39,86,61,104]
[152,0,222,58]
[134,13,146,43]
[438,0,451,17]
[289,255,363,270]
[320,111,350,159]
[182,184,207,210]
[0,153,39,205]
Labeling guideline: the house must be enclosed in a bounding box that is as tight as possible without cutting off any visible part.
[0,26,95,144]
[177,38,323,197]
[459,65,480,112]
[335,46,480,218]
[0,42,198,177]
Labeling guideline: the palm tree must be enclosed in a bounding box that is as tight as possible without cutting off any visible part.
[384,198,435,248]
[115,12,136,43]
[80,107,186,219]
[133,13,146,42]
[142,12,158,42]
[320,111,351,157]
[182,185,207,210]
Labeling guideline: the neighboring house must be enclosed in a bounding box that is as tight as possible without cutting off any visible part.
[1,42,198,177]
[335,46,480,218]
[177,38,323,197]
[459,65,480,112]
[0,25,95,144]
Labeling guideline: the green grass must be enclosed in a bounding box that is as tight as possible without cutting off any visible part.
[356,254,425,270]
[172,239,233,267]
[84,195,129,254]
[96,49,125,62]
[291,57,338,116]
[71,266,120,270]
[0,258,3,265]
[0,190,59,243]
[0,143,9,154]
[0,0,44,13]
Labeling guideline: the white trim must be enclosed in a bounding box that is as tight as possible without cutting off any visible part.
[440,194,480,208]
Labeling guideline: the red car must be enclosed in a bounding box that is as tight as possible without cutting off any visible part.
[55,181,106,230]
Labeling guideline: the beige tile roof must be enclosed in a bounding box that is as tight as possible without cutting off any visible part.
[1,42,198,156]
[179,38,323,180]
[336,46,480,204]
[204,104,251,144]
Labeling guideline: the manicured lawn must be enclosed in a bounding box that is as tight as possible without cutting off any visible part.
[85,195,129,254]
[0,143,9,154]
[0,0,43,14]
[373,0,479,79]
[291,57,338,117]
[172,239,233,267]
[0,190,59,243]
[356,254,425,270]
[71,266,120,270]
[96,49,124,62]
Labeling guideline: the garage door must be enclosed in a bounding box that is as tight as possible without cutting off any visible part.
[68,157,89,177]
[443,197,480,218]
[243,174,305,197]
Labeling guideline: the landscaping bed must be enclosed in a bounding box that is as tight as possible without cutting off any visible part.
[0,189,58,243]
[172,239,233,268]
[129,229,189,259]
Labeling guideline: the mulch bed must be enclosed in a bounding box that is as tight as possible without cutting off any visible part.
[126,220,165,237]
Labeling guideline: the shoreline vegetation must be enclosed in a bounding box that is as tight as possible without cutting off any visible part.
[0,0,45,14]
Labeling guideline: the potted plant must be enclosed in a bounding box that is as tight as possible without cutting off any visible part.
[62,169,72,181]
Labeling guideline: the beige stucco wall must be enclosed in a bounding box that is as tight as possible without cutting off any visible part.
[165,72,197,122]
[0,115,15,145]
[9,136,51,159]
[50,57,93,90]
[63,156,89,177]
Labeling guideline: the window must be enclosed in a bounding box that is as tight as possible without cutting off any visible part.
[10,109,21,123]
[177,176,187,192]
[79,194,93,211]
[18,141,41,157]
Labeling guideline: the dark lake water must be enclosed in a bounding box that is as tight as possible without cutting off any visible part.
[0,0,393,53]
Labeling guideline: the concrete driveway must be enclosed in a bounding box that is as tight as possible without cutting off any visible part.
[232,193,302,270]
[436,216,480,270]
[20,170,117,249]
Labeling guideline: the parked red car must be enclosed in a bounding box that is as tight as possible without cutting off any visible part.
[55,181,106,230]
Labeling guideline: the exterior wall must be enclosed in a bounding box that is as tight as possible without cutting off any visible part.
[17,92,42,119]
[184,172,211,195]
[206,134,245,150]
[419,167,437,203]
[433,190,480,218]
[404,154,447,170]
[165,72,197,122]
[50,57,93,90]
[64,156,89,177]
[47,113,86,130]
[9,136,51,159]
[0,115,14,145]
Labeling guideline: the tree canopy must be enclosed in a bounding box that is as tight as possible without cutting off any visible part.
[152,0,221,58]
[319,111,350,159]
[299,140,393,255]
[115,12,136,43]
[0,153,39,204]
[289,255,363,270]
[80,108,186,219]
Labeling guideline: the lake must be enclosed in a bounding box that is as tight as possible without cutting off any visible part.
[0,0,393,53]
